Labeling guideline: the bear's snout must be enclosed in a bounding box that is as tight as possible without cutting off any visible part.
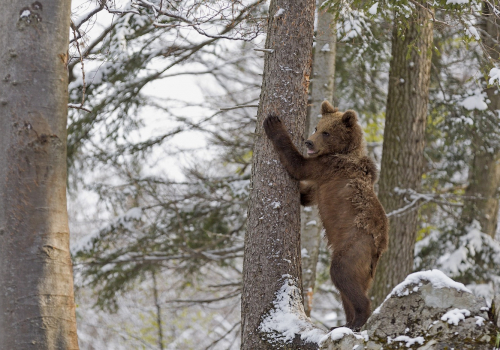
[305,140,314,149]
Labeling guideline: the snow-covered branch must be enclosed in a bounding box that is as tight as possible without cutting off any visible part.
[386,188,472,218]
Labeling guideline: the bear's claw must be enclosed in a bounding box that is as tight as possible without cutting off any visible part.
[263,114,282,137]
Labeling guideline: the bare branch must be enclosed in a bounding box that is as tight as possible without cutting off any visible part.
[254,48,274,53]
[72,2,105,30]
[70,23,87,107]
[220,104,259,111]
[68,103,92,113]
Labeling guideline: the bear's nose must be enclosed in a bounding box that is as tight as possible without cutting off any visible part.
[305,140,314,149]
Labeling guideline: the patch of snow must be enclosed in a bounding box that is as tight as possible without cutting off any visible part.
[441,308,471,325]
[475,316,485,326]
[324,312,337,321]
[321,44,331,52]
[459,91,488,111]
[432,221,500,283]
[465,26,480,40]
[391,335,425,347]
[20,10,31,18]
[337,10,369,42]
[71,228,101,254]
[319,328,367,345]
[306,220,317,226]
[274,8,285,18]
[489,67,500,85]
[271,201,281,209]
[320,327,353,342]
[446,0,468,3]
[374,270,471,314]
[259,275,326,344]
[301,248,310,258]
[368,2,378,15]
[124,207,142,221]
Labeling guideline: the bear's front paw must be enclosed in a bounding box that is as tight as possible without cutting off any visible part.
[263,114,284,138]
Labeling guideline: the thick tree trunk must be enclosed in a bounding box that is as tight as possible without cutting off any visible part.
[461,2,500,238]
[241,0,316,348]
[0,1,79,349]
[370,4,434,307]
[301,4,336,317]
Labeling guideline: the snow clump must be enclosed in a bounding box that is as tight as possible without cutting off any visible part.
[259,275,326,344]
[374,270,472,314]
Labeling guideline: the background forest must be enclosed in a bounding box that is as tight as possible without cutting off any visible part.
[66,0,500,348]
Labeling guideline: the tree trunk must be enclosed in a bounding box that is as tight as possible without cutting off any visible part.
[370,3,434,307]
[241,0,316,349]
[0,1,79,349]
[301,4,336,317]
[461,2,500,238]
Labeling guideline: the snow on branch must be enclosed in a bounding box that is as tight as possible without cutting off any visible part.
[415,220,500,294]
[72,3,105,29]
[68,103,92,113]
[136,0,263,41]
[386,188,467,218]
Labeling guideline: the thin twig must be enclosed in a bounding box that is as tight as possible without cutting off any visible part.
[254,48,274,53]
[220,104,258,111]
[70,22,87,110]
[68,103,92,113]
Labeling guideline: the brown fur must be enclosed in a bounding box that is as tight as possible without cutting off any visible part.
[263,101,389,330]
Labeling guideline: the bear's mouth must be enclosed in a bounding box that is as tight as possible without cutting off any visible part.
[307,149,318,155]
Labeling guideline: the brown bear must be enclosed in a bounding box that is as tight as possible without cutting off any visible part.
[263,100,388,331]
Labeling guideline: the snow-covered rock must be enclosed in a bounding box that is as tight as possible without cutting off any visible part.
[320,270,499,350]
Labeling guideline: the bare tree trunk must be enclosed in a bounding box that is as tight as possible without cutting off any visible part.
[301,4,336,317]
[240,0,317,349]
[370,3,434,307]
[0,1,79,349]
[152,272,165,350]
[461,2,500,238]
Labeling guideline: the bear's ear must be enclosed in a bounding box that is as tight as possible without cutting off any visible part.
[321,101,336,115]
[342,110,357,128]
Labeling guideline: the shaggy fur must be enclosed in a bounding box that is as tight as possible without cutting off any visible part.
[263,101,389,330]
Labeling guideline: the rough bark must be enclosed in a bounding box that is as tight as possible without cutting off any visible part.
[461,2,500,238]
[301,4,336,317]
[370,4,434,307]
[241,0,316,348]
[0,1,79,349]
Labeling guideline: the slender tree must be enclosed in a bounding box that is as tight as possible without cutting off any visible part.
[461,2,500,238]
[0,0,79,349]
[301,3,337,317]
[370,1,434,307]
[240,0,318,348]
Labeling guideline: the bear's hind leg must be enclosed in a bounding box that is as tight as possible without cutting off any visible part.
[330,261,371,330]
[330,239,373,331]
[340,292,355,326]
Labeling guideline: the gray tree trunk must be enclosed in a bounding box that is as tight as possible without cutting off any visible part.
[301,4,336,317]
[240,0,317,348]
[0,1,79,349]
[370,2,434,308]
[461,2,500,238]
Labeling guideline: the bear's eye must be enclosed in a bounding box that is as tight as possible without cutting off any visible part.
[322,131,330,137]
[313,127,317,134]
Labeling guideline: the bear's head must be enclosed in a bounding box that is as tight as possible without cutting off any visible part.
[305,101,364,157]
